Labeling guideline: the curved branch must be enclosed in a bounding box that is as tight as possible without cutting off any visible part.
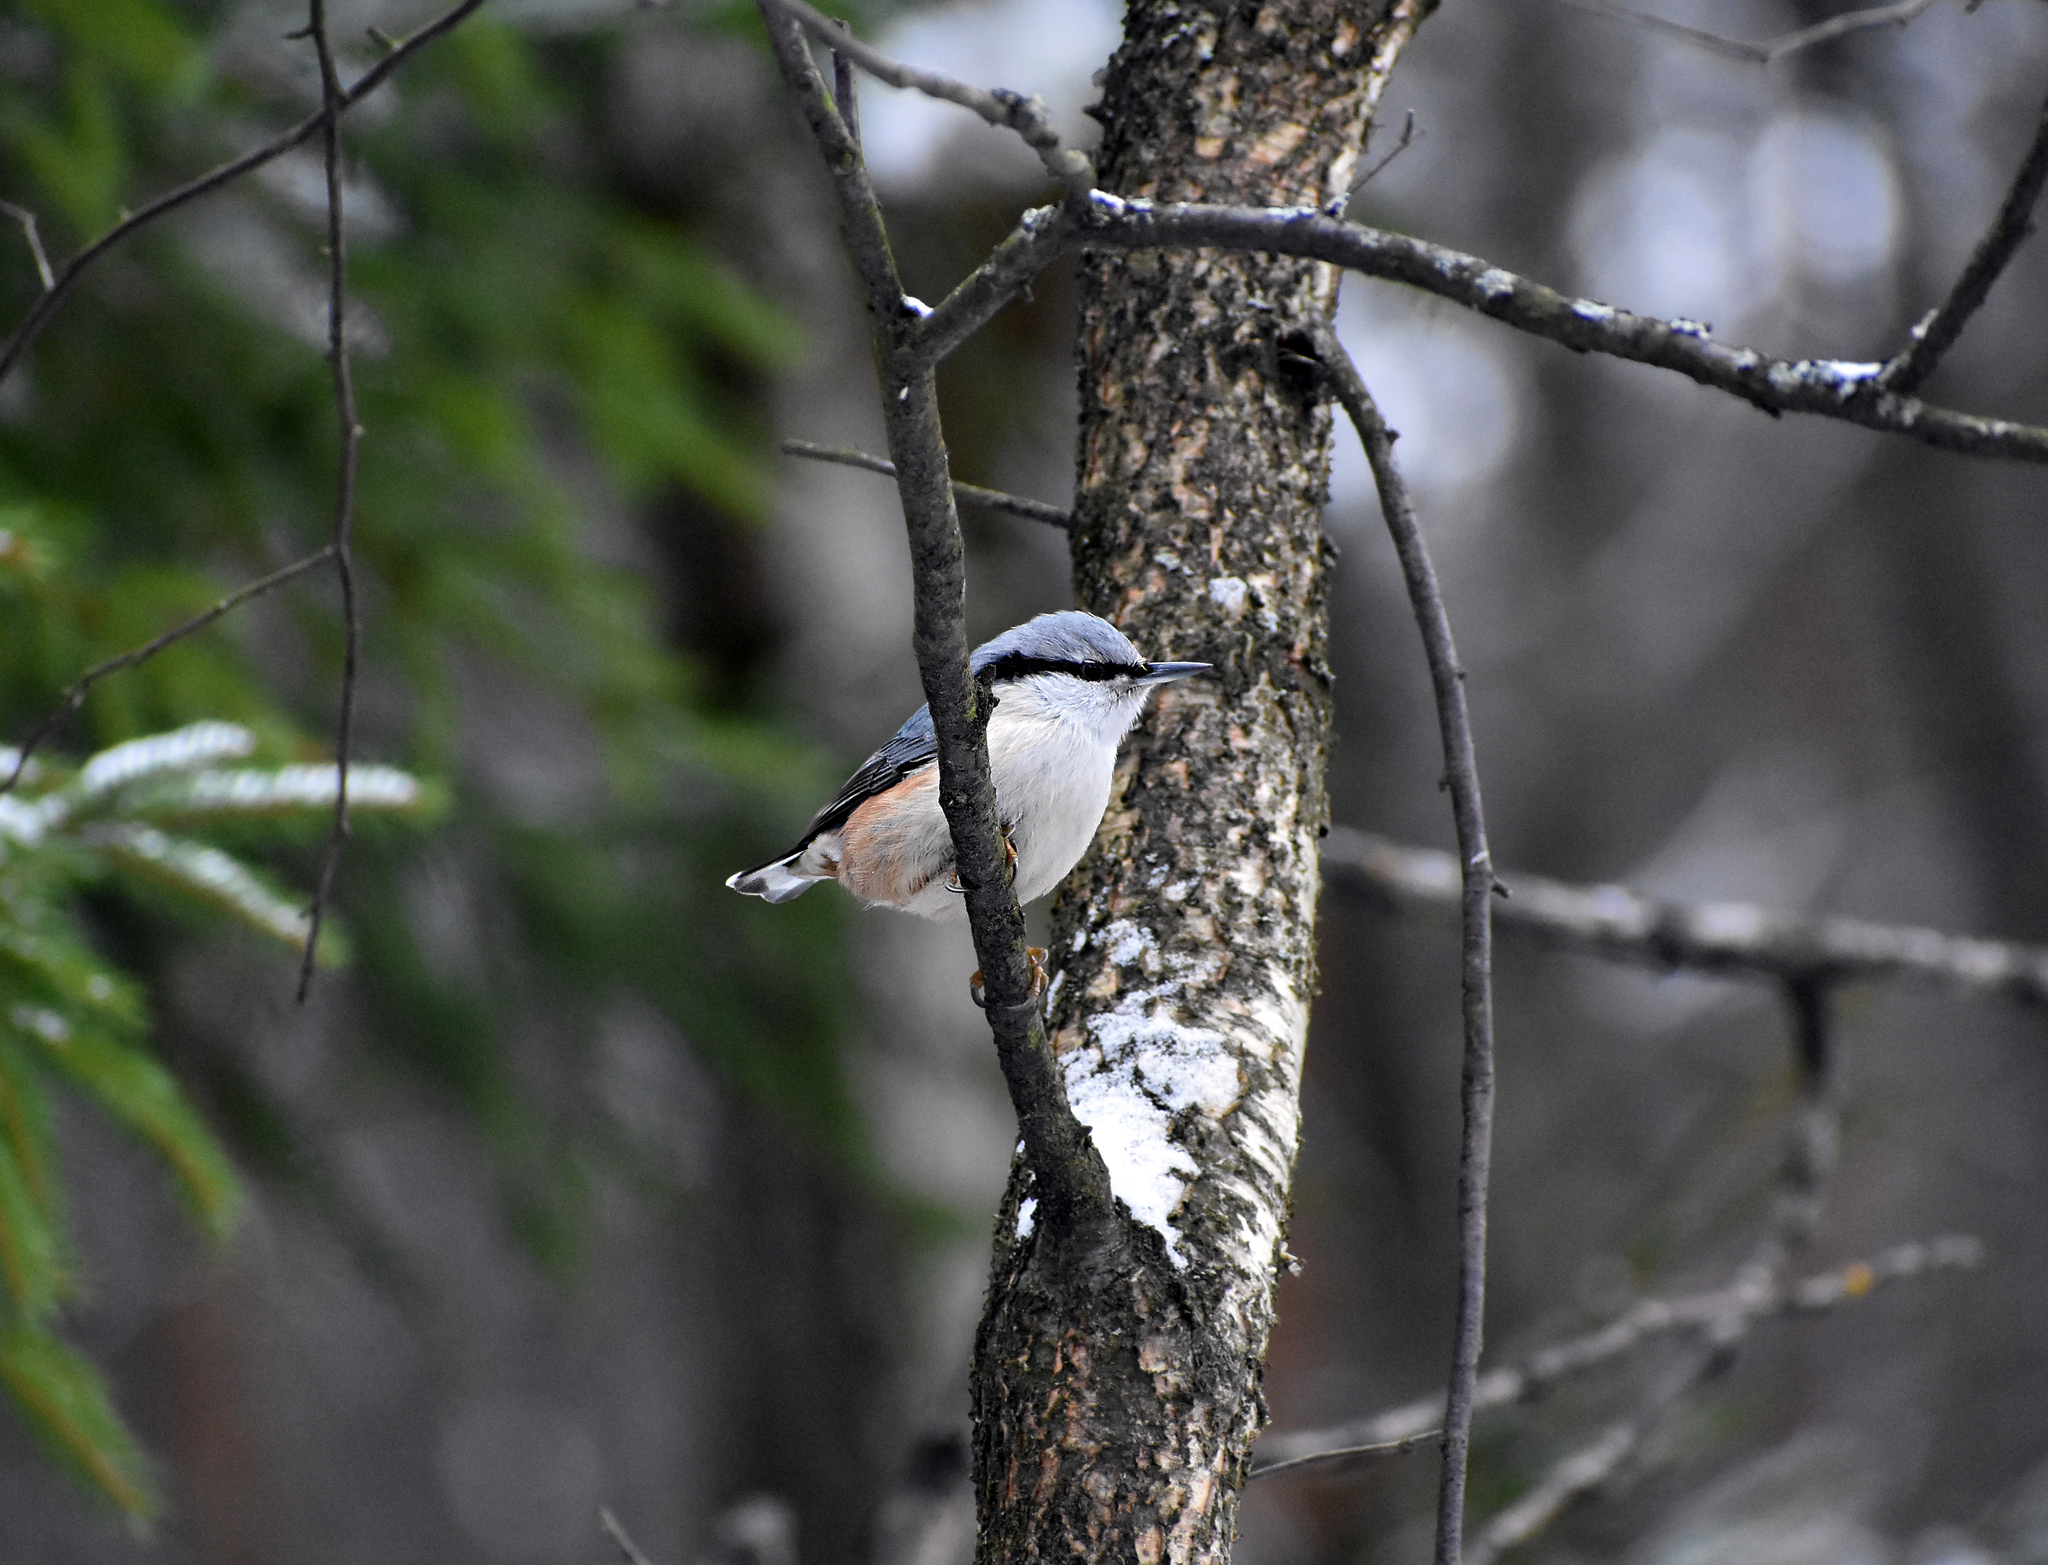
[1311,325,1497,1565]
[0,546,336,798]
[1562,0,1944,65]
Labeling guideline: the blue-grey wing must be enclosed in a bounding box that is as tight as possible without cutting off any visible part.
[804,704,938,839]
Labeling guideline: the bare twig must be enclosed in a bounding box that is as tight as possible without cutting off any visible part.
[1252,1237,1982,1476]
[1882,88,2048,395]
[0,201,54,291]
[1349,111,1421,201]
[780,439,1074,529]
[755,0,1111,1227]
[758,0,1095,204]
[914,202,1072,368]
[1321,828,2048,1006]
[1462,1378,1679,1565]
[1561,0,1943,64]
[599,1508,659,1565]
[296,0,364,1003]
[832,33,860,151]
[1253,1428,1440,1480]
[1311,325,1496,1565]
[1739,979,1839,1290]
[0,0,489,390]
[1475,1217,1976,1560]
[0,545,337,798]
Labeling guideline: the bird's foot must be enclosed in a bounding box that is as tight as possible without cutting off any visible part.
[970,947,1049,1010]
[945,835,1020,895]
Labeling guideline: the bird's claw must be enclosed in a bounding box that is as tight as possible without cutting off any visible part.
[946,833,1020,896]
[970,947,1049,1010]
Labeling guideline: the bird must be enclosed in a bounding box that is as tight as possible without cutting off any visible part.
[726,610,1209,920]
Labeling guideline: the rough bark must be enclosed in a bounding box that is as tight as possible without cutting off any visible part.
[969,5,1429,1562]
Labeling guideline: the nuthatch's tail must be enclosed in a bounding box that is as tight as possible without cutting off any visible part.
[726,854,823,904]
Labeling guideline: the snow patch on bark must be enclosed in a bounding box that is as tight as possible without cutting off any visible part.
[1057,925,1314,1268]
[1063,955,1243,1263]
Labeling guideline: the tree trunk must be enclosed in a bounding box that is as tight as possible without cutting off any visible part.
[970,4,1430,1561]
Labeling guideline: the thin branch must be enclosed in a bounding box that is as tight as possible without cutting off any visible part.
[1561,0,1943,64]
[1252,1236,1982,1477]
[1321,828,2048,1006]
[1311,325,1497,1565]
[599,1508,659,1565]
[780,439,1074,529]
[1882,88,2048,395]
[1348,111,1421,202]
[914,202,1072,368]
[1738,978,1839,1291]
[0,0,489,390]
[0,546,336,798]
[1462,1380,1678,1565]
[831,28,861,152]
[296,0,364,1003]
[755,0,1111,1228]
[1253,1428,1439,1480]
[0,201,54,291]
[758,0,1094,204]
[757,3,903,313]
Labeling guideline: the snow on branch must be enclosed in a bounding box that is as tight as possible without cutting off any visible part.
[910,184,2048,463]
[1073,200,2048,463]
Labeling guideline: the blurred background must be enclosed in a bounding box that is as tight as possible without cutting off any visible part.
[1,0,2046,1561]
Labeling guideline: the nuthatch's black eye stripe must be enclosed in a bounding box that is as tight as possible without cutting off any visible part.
[979,654,1149,683]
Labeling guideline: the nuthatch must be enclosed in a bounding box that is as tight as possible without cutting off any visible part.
[726,610,1209,918]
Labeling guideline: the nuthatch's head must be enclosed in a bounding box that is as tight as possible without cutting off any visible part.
[969,609,1212,732]
[727,610,1209,919]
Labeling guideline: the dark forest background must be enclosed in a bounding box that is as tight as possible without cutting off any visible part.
[1,0,2046,1562]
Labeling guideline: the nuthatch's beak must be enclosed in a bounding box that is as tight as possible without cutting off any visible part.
[1137,661,1212,685]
